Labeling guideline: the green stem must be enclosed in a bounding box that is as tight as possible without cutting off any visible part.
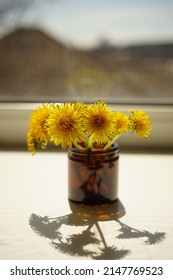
[88,135,94,150]
[104,134,120,150]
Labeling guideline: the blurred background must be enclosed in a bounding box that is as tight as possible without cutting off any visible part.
[0,0,173,104]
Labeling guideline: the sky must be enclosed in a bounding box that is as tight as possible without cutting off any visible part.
[1,0,173,48]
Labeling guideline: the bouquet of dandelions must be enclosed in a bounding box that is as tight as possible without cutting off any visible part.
[27,101,151,154]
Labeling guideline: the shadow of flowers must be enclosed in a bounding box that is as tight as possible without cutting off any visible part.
[29,200,166,259]
[116,219,166,245]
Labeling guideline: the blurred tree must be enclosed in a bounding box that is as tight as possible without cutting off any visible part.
[0,0,34,34]
[0,0,60,36]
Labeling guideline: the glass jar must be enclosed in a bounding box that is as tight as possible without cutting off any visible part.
[68,143,119,205]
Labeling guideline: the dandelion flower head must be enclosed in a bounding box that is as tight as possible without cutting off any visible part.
[47,102,85,149]
[27,104,53,154]
[129,110,152,138]
[28,103,52,142]
[113,112,129,135]
[84,101,115,145]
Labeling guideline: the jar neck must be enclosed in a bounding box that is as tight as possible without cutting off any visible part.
[69,143,119,155]
[68,143,119,163]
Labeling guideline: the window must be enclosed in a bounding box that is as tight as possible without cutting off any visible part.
[0,1,173,151]
[0,0,173,104]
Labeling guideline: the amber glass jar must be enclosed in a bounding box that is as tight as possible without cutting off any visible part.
[68,143,119,205]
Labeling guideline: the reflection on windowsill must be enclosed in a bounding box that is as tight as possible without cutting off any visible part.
[29,200,166,260]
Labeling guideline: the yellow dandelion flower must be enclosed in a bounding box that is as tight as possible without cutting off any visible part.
[83,101,115,147]
[27,131,48,155]
[103,112,129,150]
[27,131,39,155]
[129,110,152,138]
[113,112,129,135]
[47,102,85,149]
[29,103,53,143]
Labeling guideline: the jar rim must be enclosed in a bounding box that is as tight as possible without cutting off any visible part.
[69,143,119,154]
